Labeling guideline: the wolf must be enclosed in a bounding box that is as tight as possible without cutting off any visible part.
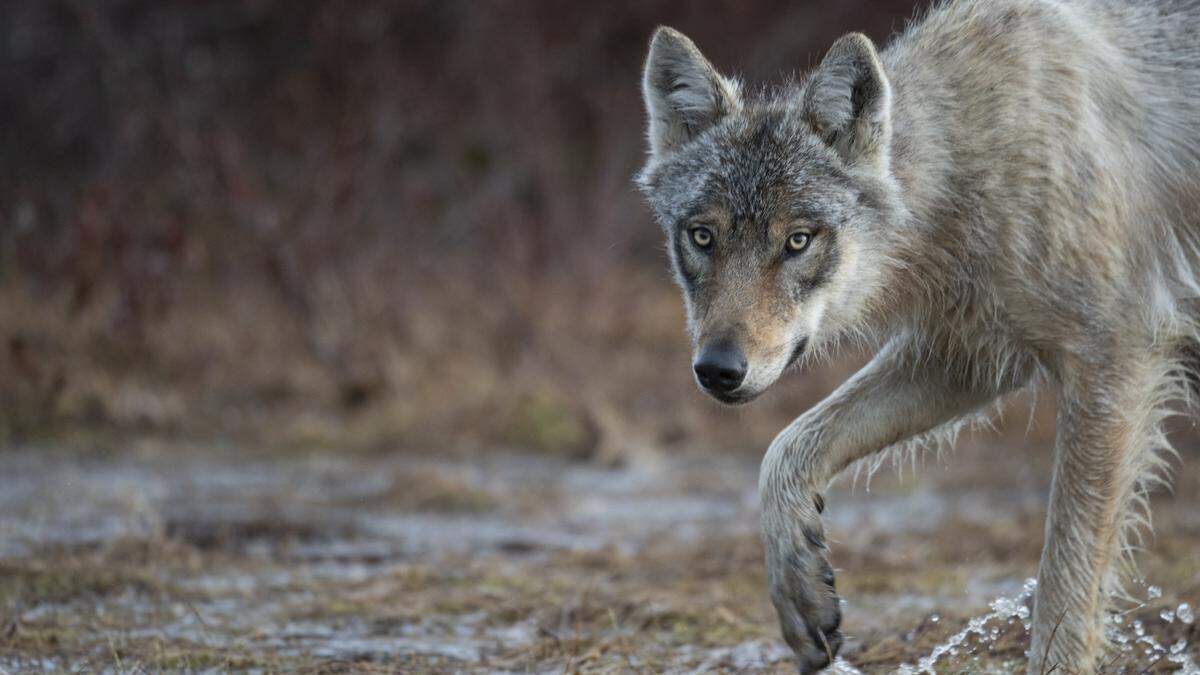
[635,0,1200,671]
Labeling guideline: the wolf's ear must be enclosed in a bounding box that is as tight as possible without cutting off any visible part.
[642,27,742,159]
[803,33,892,171]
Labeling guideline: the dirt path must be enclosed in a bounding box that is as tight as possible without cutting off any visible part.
[0,440,1197,672]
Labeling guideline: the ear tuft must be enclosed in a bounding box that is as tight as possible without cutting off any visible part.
[803,33,892,171]
[642,27,742,159]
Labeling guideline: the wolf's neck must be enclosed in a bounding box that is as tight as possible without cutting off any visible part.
[864,56,970,329]
[884,62,957,235]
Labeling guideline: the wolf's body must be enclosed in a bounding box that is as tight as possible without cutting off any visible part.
[636,0,1200,672]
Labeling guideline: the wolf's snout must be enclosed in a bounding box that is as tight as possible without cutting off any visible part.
[693,345,747,394]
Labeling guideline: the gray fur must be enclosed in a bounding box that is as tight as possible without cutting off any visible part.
[637,1,1200,672]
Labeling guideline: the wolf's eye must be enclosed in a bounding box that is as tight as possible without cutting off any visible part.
[786,231,811,254]
[690,227,713,249]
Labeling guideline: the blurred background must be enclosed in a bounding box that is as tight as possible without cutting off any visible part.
[2,2,1198,672]
[0,0,925,456]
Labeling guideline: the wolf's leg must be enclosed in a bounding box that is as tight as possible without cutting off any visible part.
[759,334,1027,673]
[1028,357,1166,674]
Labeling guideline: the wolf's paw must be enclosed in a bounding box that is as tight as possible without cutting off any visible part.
[762,498,843,673]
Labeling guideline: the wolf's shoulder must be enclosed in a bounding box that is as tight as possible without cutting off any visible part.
[892,0,1200,46]
[884,0,1200,83]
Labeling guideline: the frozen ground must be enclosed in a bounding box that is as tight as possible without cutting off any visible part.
[0,438,1197,673]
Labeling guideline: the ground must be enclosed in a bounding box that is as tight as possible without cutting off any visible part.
[0,434,1197,673]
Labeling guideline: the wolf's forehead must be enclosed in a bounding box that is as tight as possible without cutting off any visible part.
[694,117,840,223]
[643,110,844,226]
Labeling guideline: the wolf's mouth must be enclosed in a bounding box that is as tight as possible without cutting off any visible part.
[708,389,754,405]
[785,337,809,369]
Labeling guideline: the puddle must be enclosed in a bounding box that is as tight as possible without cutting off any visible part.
[0,451,761,560]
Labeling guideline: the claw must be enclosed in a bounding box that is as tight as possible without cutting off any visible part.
[803,526,826,549]
[817,627,834,663]
[821,565,836,589]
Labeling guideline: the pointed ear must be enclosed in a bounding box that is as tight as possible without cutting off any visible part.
[803,33,892,171]
[641,27,742,159]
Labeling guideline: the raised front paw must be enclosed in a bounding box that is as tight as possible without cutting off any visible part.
[762,495,843,673]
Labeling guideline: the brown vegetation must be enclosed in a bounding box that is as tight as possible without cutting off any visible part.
[1,0,914,454]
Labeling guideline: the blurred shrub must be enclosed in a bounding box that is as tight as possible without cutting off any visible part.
[0,0,916,453]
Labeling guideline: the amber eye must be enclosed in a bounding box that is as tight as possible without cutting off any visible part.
[690,227,713,249]
[786,231,811,254]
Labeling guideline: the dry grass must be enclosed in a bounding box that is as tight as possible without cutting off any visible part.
[3,517,1195,673]
[1,440,1197,673]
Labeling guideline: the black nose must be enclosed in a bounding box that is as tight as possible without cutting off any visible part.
[693,345,747,394]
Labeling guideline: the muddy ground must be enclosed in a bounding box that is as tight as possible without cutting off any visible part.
[0,434,1198,673]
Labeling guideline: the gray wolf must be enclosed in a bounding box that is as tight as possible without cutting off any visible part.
[635,0,1200,671]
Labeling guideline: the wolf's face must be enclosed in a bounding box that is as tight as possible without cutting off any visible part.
[638,28,897,404]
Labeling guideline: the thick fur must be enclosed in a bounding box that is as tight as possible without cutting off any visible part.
[637,1,1200,672]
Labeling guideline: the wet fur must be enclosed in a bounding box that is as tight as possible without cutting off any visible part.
[637,0,1200,672]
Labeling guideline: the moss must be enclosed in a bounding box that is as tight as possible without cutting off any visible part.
[149,647,279,671]
[0,563,160,606]
[501,391,596,458]
[639,607,758,646]
[840,566,968,596]
[367,468,499,513]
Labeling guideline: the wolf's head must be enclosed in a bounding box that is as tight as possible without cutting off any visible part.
[637,27,903,404]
